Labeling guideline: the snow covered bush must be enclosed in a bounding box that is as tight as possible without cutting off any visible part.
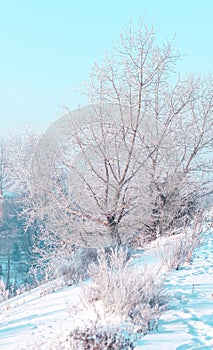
[60,248,97,286]
[81,247,167,335]
[156,215,203,270]
[69,323,134,349]
[203,207,213,230]
[0,279,9,303]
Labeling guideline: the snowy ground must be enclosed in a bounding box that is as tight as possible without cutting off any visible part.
[136,230,213,350]
[0,227,212,349]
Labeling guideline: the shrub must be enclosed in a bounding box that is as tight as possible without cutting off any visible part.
[81,247,167,335]
[156,215,203,270]
[69,323,134,349]
[0,279,9,303]
[60,247,97,286]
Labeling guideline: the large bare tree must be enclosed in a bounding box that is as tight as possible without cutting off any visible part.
[30,22,212,249]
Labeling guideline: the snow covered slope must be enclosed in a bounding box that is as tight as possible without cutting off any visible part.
[137,231,213,349]
[0,228,212,349]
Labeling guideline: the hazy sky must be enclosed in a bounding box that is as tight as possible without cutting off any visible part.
[0,0,212,137]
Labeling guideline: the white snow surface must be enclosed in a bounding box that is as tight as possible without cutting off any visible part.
[0,228,213,349]
[136,231,213,350]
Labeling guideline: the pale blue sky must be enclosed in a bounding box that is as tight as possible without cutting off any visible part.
[0,0,212,137]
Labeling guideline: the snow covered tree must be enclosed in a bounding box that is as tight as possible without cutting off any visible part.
[30,21,212,248]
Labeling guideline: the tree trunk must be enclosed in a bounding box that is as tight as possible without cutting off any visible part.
[109,224,122,246]
[6,255,11,290]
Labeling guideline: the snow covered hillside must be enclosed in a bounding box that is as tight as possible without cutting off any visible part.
[137,230,213,349]
[0,220,212,350]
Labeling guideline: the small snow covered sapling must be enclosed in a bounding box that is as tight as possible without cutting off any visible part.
[0,279,9,302]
